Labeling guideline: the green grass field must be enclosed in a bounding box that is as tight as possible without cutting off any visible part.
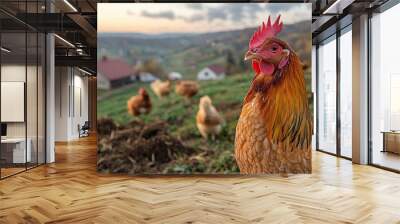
[98,74,253,173]
[98,71,312,173]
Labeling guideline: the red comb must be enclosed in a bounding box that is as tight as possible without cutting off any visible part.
[249,15,283,49]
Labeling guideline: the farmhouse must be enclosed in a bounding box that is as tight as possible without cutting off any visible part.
[97,56,137,89]
[197,65,225,80]
[136,72,158,82]
[168,72,183,80]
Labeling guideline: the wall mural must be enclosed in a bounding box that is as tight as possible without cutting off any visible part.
[97,3,312,174]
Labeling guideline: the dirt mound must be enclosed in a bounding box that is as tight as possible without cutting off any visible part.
[97,118,117,137]
[97,119,194,174]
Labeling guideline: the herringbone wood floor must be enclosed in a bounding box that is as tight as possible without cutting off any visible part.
[1,135,400,224]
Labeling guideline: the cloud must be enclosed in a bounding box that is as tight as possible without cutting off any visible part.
[206,4,265,22]
[264,4,297,13]
[207,7,227,22]
[185,3,203,10]
[178,14,205,22]
[222,4,245,22]
[140,8,205,23]
[263,4,311,23]
[141,10,175,20]
[136,4,307,27]
[231,4,264,21]
[203,3,308,25]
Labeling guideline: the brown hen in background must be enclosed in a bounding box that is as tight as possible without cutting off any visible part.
[150,80,171,98]
[127,88,152,116]
[175,80,199,99]
[196,96,224,140]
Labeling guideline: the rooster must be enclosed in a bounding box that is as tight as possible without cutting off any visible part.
[127,88,152,116]
[150,80,171,98]
[196,96,224,139]
[234,15,312,174]
[175,80,199,99]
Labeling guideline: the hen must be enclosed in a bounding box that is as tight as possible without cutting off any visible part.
[175,80,199,99]
[127,88,152,116]
[150,80,171,98]
[234,15,312,174]
[196,96,224,139]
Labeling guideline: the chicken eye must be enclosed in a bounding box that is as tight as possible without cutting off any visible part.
[271,46,278,52]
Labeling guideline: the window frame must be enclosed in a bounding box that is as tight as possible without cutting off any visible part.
[315,23,353,160]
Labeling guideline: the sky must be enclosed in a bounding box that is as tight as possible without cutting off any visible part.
[98,3,311,34]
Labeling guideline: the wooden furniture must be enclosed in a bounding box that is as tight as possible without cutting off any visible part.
[381,131,400,154]
[1,138,31,163]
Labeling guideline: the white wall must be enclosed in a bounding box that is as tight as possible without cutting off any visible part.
[1,64,46,164]
[55,67,69,141]
[55,67,89,141]
[197,68,224,80]
[1,65,26,133]
[72,73,89,138]
[1,65,38,138]
[1,65,26,141]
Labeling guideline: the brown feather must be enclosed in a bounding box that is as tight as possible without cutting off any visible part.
[243,52,312,149]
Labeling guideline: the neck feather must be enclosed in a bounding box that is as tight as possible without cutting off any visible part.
[244,53,312,149]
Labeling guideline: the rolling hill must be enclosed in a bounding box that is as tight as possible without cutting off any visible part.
[98,20,311,79]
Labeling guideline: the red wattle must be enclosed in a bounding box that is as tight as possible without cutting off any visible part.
[260,61,275,76]
[252,60,261,74]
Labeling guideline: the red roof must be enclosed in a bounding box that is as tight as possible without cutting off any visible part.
[207,64,225,75]
[98,57,134,81]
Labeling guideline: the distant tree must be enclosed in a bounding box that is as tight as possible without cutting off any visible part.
[225,50,236,76]
[238,56,247,72]
[139,58,166,78]
[126,48,137,64]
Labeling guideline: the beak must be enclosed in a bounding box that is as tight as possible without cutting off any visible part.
[244,50,259,61]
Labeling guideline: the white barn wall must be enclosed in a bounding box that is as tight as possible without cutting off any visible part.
[97,72,110,90]
[197,68,225,80]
